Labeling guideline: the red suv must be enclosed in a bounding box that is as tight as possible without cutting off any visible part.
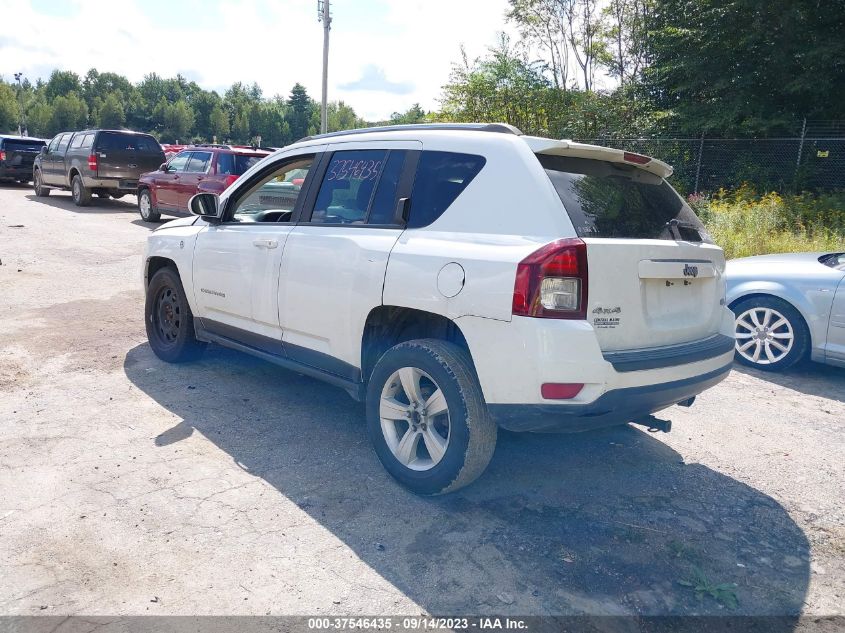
[137,144,272,221]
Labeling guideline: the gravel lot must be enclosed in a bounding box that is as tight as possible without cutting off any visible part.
[1,183,843,620]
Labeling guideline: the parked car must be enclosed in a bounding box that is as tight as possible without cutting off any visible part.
[142,123,735,494]
[137,145,272,221]
[33,129,165,205]
[0,135,46,183]
[161,144,186,159]
[726,252,845,370]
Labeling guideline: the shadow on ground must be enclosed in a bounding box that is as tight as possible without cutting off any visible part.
[23,193,137,214]
[732,359,845,403]
[124,343,810,621]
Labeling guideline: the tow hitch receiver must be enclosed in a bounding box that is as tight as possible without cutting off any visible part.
[630,415,672,433]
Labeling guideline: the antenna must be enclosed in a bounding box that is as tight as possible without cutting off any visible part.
[317,0,332,134]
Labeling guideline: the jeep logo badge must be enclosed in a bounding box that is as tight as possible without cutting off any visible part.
[683,264,699,278]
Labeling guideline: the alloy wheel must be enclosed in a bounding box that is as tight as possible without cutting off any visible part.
[379,367,450,471]
[735,306,794,365]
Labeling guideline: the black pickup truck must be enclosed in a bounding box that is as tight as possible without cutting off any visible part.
[33,129,164,206]
[0,135,47,183]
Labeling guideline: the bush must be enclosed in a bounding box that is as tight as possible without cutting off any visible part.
[690,186,845,259]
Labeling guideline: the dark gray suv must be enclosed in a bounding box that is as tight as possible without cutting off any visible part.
[33,129,164,206]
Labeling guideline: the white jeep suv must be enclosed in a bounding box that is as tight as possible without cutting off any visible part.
[143,123,735,495]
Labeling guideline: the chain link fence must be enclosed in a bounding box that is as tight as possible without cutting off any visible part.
[578,121,845,194]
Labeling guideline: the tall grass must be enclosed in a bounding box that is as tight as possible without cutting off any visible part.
[690,187,845,260]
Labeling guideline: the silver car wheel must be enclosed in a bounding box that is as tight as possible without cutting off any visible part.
[379,366,450,472]
[735,306,794,365]
[139,192,151,219]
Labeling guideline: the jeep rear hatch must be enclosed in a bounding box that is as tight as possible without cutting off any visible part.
[533,149,725,353]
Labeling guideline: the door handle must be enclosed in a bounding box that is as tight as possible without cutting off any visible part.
[252,239,278,249]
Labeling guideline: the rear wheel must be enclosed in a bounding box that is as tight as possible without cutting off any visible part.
[138,189,160,222]
[33,170,49,197]
[145,267,205,363]
[366,339,497,495]
[71,175,91,206]
[731,296,809,371]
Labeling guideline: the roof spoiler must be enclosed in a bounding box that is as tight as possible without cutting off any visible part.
[524,137,673,178]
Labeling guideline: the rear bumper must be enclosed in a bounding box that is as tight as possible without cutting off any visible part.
[488,363,732,432]
[84,177,139,191]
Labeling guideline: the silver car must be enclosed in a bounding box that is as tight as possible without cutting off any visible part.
[726,252,845,370]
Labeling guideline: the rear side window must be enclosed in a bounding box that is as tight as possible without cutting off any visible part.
[407,151,485,228]
[57,133,72,153]
[80,133,94,149]
[538,155,710,242]
[217,152,264,176]
[70,134,85,149]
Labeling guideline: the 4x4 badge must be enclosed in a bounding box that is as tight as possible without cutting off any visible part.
[683,264,699,278]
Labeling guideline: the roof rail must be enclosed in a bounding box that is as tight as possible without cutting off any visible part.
[297,122,523,143]
[190,143,233,149]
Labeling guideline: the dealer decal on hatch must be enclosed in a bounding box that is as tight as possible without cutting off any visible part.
[592,306,622,329]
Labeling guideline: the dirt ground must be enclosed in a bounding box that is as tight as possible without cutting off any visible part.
[1,183,843,620]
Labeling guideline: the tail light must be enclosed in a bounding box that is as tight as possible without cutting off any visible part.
[0,151,5,161]
[223,175,239,188]
[512,238,588,319]
[87,154,98,172]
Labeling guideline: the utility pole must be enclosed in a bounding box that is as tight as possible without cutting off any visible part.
[318,0,332,134]
[14,72,27,136]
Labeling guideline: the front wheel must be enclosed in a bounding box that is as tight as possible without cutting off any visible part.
[366,339,497,495]
[145,267,206,363]
[138,189,160,222]
[71,175,91,206]
[732,296,809,371]
[33,170,50,197]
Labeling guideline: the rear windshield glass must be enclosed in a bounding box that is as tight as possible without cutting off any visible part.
[97,132,161,153]
[3,139,46,152]
[819,252,845,271]
[217,153,265,176]
[538,155,710,242]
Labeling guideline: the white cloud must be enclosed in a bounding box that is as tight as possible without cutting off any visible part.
[0,0,514,120]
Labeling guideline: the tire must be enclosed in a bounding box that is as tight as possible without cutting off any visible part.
[71,175,91,206]
[145,267,206,363]
[33,170,50,197]
[731,296,810,371]
[366,339,497,495]
[138,189,160,222]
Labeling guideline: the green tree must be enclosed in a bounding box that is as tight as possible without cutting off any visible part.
[388,103,426,125]
[26,98,53,137]
[44,70,82,101]
[232,109,250,143]
[209,104,230,141]
[0,81,18,132]
[328,100,365,131]
[643,0,845,135]
[152,97,194,142]
[49,92,88,133]
[98,93,126,128]
[286,83,314,140]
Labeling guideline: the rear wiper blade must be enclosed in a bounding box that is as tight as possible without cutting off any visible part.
[665,218,702,240]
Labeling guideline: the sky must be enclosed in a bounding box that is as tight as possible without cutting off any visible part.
[0,0,516,121]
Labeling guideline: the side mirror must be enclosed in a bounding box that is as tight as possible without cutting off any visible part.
[189,192,222,222]
[40,146,48,155]
[159,163,169,172]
